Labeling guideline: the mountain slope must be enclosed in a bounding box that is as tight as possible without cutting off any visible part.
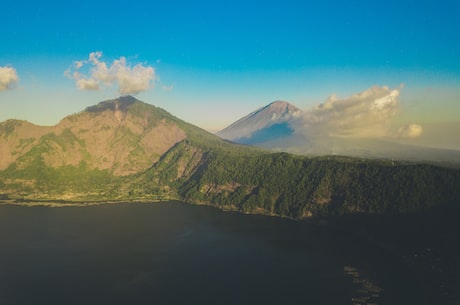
[216,101,301,144]
[134,142,460,218]
[0,120,51,170]
[0,96,218,176]
[217,101,460,164]
[1,96,459,219]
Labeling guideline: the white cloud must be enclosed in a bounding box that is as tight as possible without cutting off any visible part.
[0,66,19,91]
[395,124,423,138]
[76,78,99,90]
[65,52,155,95]
[293,85,422,139]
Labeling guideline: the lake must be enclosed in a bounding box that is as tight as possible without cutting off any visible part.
[0,202,430,305]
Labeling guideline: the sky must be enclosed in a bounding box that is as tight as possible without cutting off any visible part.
[1,0,460,149]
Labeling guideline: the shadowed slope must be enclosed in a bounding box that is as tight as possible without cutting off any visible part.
[217,101,301,143]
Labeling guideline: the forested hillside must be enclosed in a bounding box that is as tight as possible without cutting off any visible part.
[1,97,459,219]
[133,139,460,218]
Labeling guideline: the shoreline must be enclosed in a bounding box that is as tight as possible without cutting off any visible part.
[0,198,165,208]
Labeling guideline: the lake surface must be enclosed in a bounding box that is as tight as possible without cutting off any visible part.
[0,202,429,305]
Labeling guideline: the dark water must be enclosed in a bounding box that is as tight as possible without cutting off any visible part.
[0,202,428,305]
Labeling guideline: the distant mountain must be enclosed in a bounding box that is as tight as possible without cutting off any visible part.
[216,101,302,144]
[217,101,460,164]
[259,135,460,165]
[1,96,459,219]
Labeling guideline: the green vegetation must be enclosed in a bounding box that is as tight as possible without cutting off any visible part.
[1,96,459,219]
[1,158,119,200]
[137,139,460,218]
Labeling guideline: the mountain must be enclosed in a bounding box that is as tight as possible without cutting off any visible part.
[217,102,460,164]
[0,96,199,176]
[216,101,302,144]
[0,96,243,199]
[1,96,460,219]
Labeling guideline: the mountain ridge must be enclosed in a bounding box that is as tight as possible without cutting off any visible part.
[1,96,459,219]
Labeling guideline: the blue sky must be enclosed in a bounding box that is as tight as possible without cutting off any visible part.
[1,0,459,147]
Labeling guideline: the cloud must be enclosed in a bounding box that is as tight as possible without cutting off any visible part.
[76,77,100,90]
[65,52,155,94]
[0,66,19,91]
[293,85,422,139]
[395,124,423,138]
